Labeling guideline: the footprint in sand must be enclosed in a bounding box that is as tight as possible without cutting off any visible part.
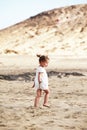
[44,120,54,126]
[0,124,7,127]
[64,115,70,119]
[72,111,81,119]
[53,96,59,99]
[64,108,69,112]
[27,125,43,130]
[81,128,87,130]
[64,126,75,129]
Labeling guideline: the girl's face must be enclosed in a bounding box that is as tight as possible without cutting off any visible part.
[40,60,49,67]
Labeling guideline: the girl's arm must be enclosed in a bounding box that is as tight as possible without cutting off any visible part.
[32,82,35,88]
[38,72,43,83]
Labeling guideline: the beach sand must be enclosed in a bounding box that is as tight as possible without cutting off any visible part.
[0,56,87,130]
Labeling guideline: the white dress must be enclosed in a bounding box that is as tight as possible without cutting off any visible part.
[34,66,48,90]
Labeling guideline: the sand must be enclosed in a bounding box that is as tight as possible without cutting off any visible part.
[0,56,87,130]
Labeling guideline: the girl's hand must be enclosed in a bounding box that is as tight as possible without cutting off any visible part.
[32,83,35,88]
[32,85,34,88]
[39,81,42,84]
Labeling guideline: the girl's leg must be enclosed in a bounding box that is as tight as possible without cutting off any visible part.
[43,89,49,106]
[34,89,42,107]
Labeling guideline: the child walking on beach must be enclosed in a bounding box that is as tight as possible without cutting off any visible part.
[32,55,50,107]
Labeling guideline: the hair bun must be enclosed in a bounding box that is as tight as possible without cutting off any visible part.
[36,54,41,58]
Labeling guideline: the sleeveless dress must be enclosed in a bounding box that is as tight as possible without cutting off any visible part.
[34,66,48,90]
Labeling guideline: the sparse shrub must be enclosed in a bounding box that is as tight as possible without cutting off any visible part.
[4,49,18,54]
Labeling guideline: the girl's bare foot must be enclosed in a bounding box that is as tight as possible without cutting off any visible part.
[43,104,50,108]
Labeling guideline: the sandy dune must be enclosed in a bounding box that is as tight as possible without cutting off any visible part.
[0,4,87,57]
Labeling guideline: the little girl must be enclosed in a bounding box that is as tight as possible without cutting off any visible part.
[32,54,50,107]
